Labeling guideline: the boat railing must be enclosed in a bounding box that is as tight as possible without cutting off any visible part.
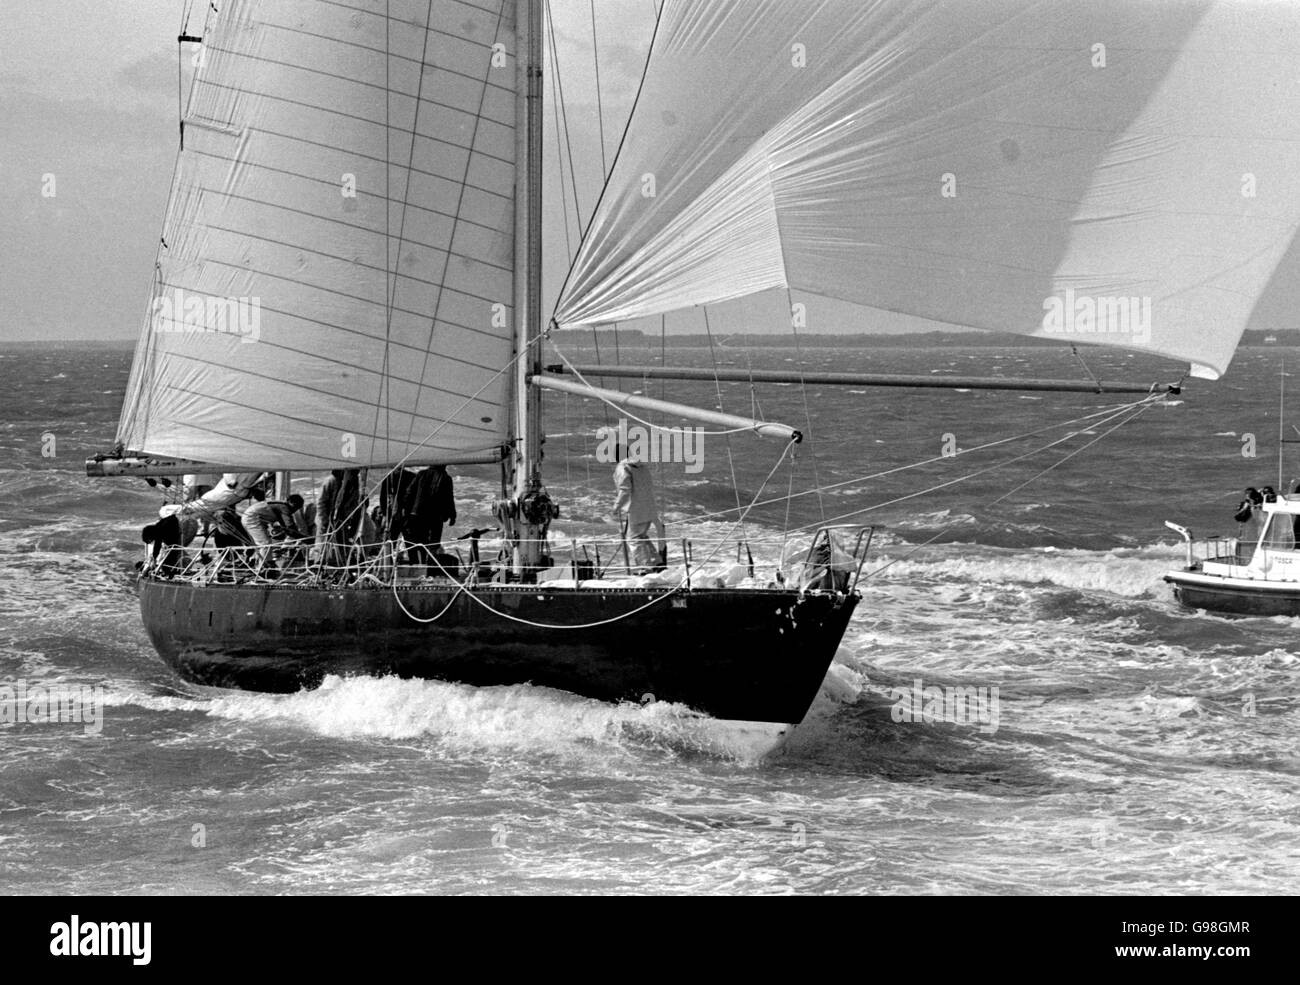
[140,529,876,593]
[1164,521,1252,569]
[797,525,878,595]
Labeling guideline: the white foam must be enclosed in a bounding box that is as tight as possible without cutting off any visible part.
[101,675,784,763]
[866,543,1181,598]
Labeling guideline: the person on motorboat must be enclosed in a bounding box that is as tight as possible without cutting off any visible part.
[1235,486,1262,550]
[1234,487,1259,521]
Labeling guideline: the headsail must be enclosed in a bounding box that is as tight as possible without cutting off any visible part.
[119,0,519,470]
[553,0,1300,380]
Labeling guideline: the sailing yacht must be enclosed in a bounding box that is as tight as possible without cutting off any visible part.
[89,0,1300,742]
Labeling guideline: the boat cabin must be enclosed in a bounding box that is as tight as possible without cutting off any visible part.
[1201,496,1300,582]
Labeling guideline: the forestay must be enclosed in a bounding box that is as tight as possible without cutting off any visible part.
[554,0,1300,380]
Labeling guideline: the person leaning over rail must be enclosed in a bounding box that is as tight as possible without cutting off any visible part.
[157,471,266,532]
[143,472,265,576]
[243,491,312,573]
[140,512,198,577]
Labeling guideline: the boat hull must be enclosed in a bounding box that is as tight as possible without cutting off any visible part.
[138,577,858,724]
[1165,569,1300,617]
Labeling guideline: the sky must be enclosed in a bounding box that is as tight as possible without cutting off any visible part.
[0,0,654,342]
[3,1,1297,351]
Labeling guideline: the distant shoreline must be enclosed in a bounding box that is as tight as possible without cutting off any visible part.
[4,329,1296,349]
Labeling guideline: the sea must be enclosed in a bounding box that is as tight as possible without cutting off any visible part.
[1,340,1296,895]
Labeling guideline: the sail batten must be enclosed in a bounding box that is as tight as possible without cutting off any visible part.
[554,0,1300,380]
[119,0,520,470]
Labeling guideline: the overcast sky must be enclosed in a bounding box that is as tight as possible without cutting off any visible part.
[0,0,653,342]
[4,1,1297,348]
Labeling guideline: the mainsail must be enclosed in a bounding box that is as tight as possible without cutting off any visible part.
[119,0,519,470]
[554,0,1300,380]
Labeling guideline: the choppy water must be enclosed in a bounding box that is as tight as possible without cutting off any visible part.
[1,341,1297,895]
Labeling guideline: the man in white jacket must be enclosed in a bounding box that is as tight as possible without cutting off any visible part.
[613,447,666,573]
[158,472,266,547]
[169,472,266,518]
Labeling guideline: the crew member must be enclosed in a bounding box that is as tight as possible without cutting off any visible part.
[613,444,666,574]
[403,465,456,573]
[315,469,362,567]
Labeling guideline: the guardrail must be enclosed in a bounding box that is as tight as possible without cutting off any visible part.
[141,525,878,594]
[1164,522,1253,569]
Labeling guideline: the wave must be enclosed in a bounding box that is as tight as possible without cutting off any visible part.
[864,543,1181,598]
[99,675,790,764]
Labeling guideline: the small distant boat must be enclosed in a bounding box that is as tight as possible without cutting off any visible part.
[1164,505,1300,617]
[1265,334,1280,344]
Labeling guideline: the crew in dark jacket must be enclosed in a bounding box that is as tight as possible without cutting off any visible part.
[377,468,419,543]
[316,469,362,565]
[403,466,456,570]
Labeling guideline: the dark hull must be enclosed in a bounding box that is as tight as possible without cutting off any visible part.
[138,577,858,724]
[1167,573,1300,618]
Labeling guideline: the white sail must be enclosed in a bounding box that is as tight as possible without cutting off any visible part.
[119,0,519,469]
[553,0,1300,380]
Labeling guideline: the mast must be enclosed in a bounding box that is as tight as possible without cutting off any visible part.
[509,0,549,571]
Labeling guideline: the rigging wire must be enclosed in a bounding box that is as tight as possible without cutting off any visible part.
[319,330,549,542]
[548,0,665,321]
[543,0,609,426]
[1071,345,1101,389]
[674,393,1167,526]
[544,0,586,229]
[590,0,608,178]
[547,33,575,263]
[659,313,667,404]
[396,438,800,630]
[400,0,507,450]
[792,394,1162,537]
[702,306,747,540]
[780,444,798,574]
[381,0,394,464]
[858,397,1159,580]
[563,388,572,486]
[787,289,826,523]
